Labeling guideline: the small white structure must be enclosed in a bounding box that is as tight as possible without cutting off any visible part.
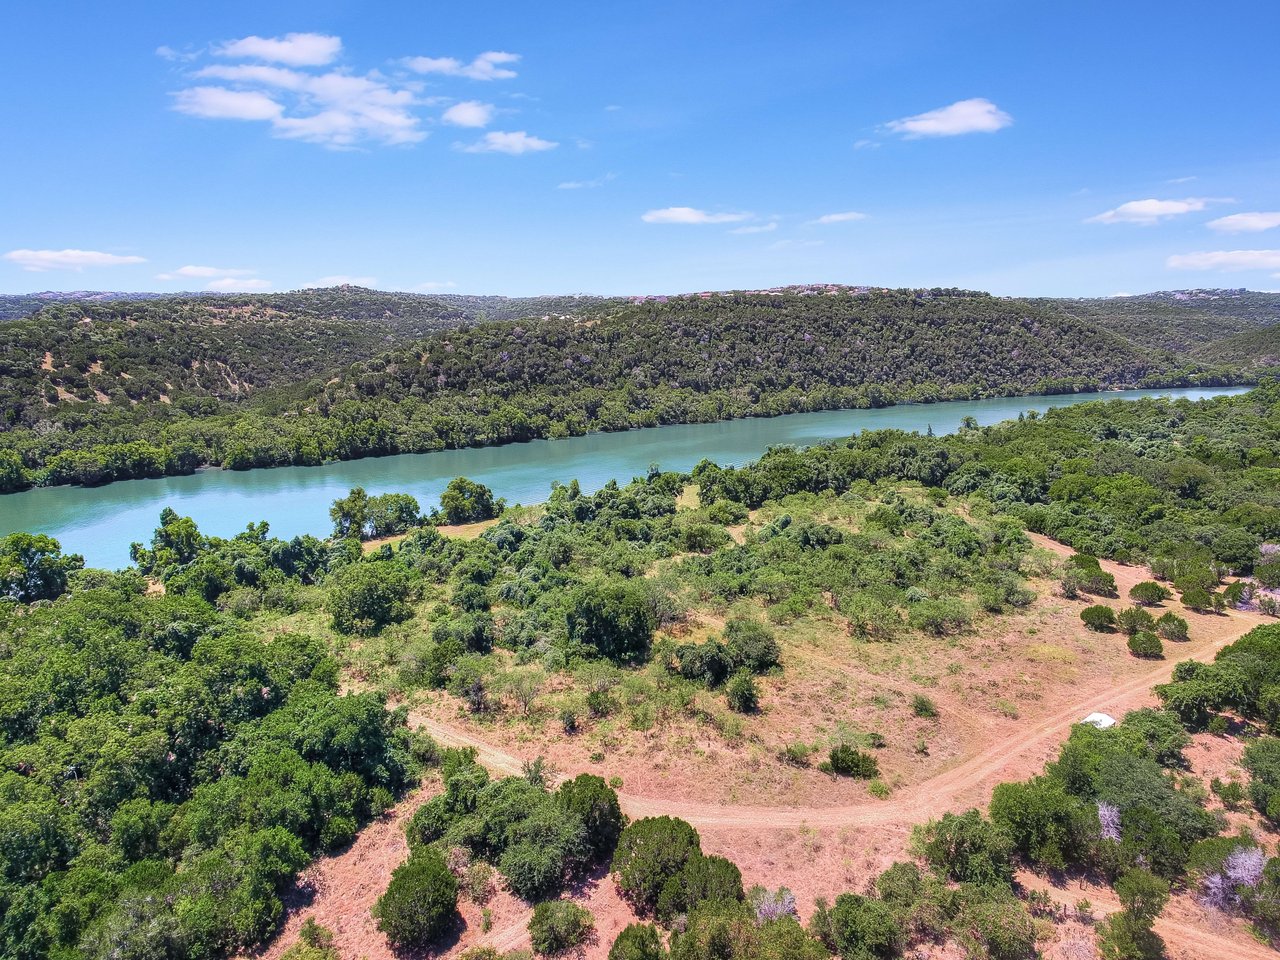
[1081,712,1116,729]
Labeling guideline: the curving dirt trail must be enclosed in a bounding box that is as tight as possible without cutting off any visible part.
[420,615,1259,830]
[260,542,1271,960]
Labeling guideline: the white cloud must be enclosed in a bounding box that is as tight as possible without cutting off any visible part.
[442,100,494,127]
[303,275,376,287]
[1206,212,1280,234]
[729,222,777,234]
[156,264,256,280]
[1166,176,1197,184]
[217,32,341,67]
[1166,249,1280,271]
[206,277,272,291]
[3,249,146,272]
[883,98,1012,138]
[176,59,424,147]
[557,173,616,189]
[461,130,557,154]
[173,86,283,121]
[156,45,200,62]
[404,51,520,81]
[415,280,457,291]
[853,139,881,150]
[641,207,752,224]
[809,211,868,225]
[1087,197,1224,225]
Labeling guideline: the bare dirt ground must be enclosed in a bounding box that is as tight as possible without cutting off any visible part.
[254,541,1274,960]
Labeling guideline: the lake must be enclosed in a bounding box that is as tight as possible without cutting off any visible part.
[0,386,1248,569]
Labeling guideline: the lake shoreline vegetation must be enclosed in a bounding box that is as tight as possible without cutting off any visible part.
[0,285,1257,493]
[2,380,1279,958]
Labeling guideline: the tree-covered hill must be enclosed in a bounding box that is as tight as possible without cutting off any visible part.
[324,287,1215,407]
[0,287,1248,491]
[1192,324,1280,373]
[1040,288,1280,354]
[0,288,472,415]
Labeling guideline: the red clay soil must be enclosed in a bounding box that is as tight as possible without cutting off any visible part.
[253,542,1274,960]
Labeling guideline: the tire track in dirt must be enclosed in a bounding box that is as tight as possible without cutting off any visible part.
[420,608,1261,830]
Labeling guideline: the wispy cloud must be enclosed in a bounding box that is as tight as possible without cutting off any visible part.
[883,98,1012,138]
[729,222,778,234]
[403,51,519,81]
[557,173,616,189]
[206,277,272,291]
[415,280,458,291]
[303,275,376,287]
[1166,175,1197,184]
[216,32,342,67]
[1167,249,1280,272]
[641,207,751,224]
[441,101,494,127]
[170,35,533,148]
[853,139,881,150]
[1206,212,1280,234]
[182,62,424,147]
[769,239,824,250]
[1087,197,1228,225]
[156,264,255,280]
[460,130,557,154]
[809,211,868,225]
[3,248,146,272]
[173,86,283,121]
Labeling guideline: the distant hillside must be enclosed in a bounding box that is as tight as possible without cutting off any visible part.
[0,286,1244,491]
[0,288,468,421]
[1039,289,1280,354]
[323,287,1215,407]
[1192,324,1280,373]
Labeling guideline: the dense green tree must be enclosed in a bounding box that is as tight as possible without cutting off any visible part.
[372,847,459,948]
[440,477,501,524]
[612,818,702,913]
[566,581,656,663]
[326,560,413,634]
[0,533,83,602]
[609,923,668,960]
[528,900,594,955]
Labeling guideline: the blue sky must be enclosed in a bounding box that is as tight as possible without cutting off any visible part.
[2,0,1278,297]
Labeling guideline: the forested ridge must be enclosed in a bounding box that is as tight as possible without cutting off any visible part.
[1041,288,1280,355]
[2,385,1279,958]
[0,286,1247,492]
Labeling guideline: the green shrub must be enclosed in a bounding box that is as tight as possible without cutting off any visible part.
[1155,611,1189,642]
[911,694,938,719]
[912,810,1013,885]
[556,774,624,862]
[827,893,901,960]
[907,598,971,636]
[1115,607,1156,636]
[656,854,744,920]
[1127,632,1163,659]
[529,900,594,955]
[372,847,459,948]
[566,581,656,663]
[725,670,760,713]
[440,477,501,524]
[609,923,668,960]
[828,745,879,779]
[327,560,412,635]
[1080,604,1117,631]
[612,817,702,912]
[723,617,781,672]
[1128,582,1170,606]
